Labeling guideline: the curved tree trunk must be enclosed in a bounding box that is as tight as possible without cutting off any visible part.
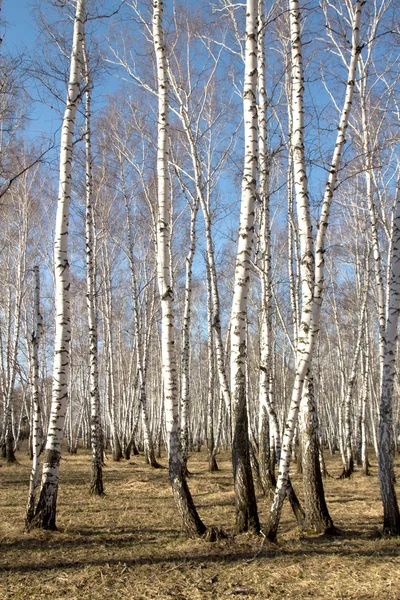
[266,0,363,541]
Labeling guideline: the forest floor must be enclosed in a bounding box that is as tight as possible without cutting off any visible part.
[1,447,400,600]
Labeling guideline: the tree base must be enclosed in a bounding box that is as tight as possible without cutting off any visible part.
[89,464,104,497]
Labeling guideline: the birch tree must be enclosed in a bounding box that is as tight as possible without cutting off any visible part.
[230,0,260,535]
[266,0,363,540]
[25,266,43,526]
[153,0,209,538]
[379,173,400,535]
[82,39,104,496]
[32,0,87,530]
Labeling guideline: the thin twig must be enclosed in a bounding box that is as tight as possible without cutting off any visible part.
[245,531,266,563]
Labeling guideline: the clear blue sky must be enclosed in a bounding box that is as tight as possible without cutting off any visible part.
[3,0,36,52]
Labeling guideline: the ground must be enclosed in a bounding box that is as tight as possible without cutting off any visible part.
[1,446,400,599]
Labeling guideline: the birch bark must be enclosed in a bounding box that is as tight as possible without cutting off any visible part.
[230,0,260,534]
[32,0,87,530]
[340,276,369,478]
[180,198,199,467]
[361,315,370,476]
[378,176,400,535]
[153,0,207,538]
[83,40,104,496]
[257,0,275,498]
[266,0,363,541]
[120,161,159,469]
[25,266,43,526]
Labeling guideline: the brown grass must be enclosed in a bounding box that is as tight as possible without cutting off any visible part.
[1,447,400,599]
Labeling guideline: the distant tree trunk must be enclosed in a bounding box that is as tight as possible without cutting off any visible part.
[102,241,121,462]
[230,0,260,535]
[2,212,27,463]
[206,263,218,472]
[361,315,370,476]
[25,266,43,527]
[32,0,87,530]
[339,277,368,479]
[180,198,199,468]
[120,160,159,469]
[153,0,207,538]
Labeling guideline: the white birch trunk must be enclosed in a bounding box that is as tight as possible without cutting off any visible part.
[168,88,232,428]
[33,0,87,530]
[206,262,218,472]
[120,161,159,468]
[340,276,368,478]
[361,315,370,476]
[266,0,363,540]
[25,266,43,526]
[180,198,199,466]
[257,0,275,498]
[2,203,28,462]
[378,178,400,535]
[83,41,104,496]
[266,0,314,540]
[230,0,260,535]
[359,75,386,377]
[153,0,207,538]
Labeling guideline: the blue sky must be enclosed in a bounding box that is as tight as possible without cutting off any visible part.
[2,0,36,52]
[2,0,63,139]
[2,0,124,141]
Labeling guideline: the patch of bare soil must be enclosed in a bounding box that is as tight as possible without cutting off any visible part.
[1,448,400,599]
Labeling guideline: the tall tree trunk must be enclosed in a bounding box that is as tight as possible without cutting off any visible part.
[120,160,159,469]
[266,0,363,541]
[257,0,276,500]
[32,0,87,530]
[266,0,315,541]
[83,41,104,496]
[378,178,400,535]
[230,0,260,535]
[153,0,207,538]
[2,210,27,463]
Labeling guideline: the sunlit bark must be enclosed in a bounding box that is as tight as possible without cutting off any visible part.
[230,0,260,535]
[32,0,87,530]
[153,0,207,538]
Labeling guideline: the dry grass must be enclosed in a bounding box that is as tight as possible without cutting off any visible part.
[1,447,400,599]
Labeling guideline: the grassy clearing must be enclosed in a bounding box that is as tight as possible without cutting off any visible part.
[1,447,400,599]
